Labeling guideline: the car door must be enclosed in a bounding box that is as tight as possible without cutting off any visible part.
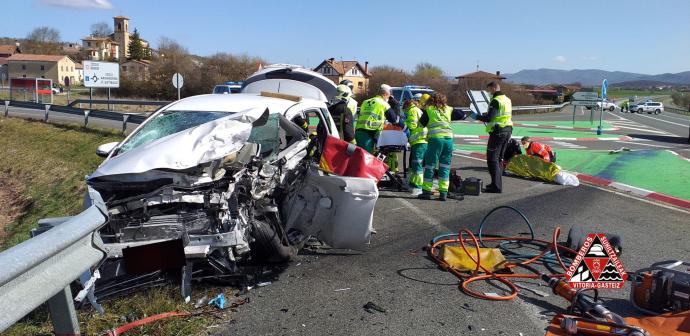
[280,108,378,250]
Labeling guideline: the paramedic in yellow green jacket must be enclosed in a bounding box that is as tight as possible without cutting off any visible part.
[418,93,454,201]
[355,84,392,153]
[404,95,428,196]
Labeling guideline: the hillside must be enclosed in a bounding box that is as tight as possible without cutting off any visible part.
[505,68,690,86]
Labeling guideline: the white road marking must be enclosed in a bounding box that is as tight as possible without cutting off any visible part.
[612,125,671,134]
[655,113,690,122]
[632,112,690,127]
[615,140,672,149]
[547,141,586,149]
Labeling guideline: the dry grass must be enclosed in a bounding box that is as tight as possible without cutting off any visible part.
[0,117,229,335]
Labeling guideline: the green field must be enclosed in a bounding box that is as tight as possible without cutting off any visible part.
[0,118,221,335]
[451,122,620,138]
[604,88,673,99]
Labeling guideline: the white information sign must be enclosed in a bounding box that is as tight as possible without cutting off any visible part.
[83,61,120,88]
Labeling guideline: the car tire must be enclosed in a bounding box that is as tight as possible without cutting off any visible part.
[609,106,615,112]
[637,109,643,113]
[654,109,661,115]
[250,218,297,263]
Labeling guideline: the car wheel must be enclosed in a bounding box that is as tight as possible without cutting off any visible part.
[654,109,661,115]
[250,218,297,263]
[609,106,615,112]
[637,109,643,113]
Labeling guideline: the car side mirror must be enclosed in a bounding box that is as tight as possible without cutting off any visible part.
[96,142,119,158]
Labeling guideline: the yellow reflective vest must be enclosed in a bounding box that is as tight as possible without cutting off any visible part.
[356,95,389,131]
[486,94,513,133]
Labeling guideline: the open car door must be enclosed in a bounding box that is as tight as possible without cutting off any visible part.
[241,65,337,102]
[282,165,378,251]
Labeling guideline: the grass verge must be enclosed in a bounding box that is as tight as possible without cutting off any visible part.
[0,117,226,335]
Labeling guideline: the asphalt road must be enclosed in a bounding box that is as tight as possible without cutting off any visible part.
[222,153,690,336]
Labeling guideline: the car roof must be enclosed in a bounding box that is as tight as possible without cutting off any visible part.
[164,93,325,114]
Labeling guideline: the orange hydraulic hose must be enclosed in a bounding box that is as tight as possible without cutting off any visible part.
[427,226,578,301]
[102,311,190,336]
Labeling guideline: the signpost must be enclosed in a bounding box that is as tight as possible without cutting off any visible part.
[597,79,608,135]
[570,91,599,126]
[172,73,184,100]
[83,61,120,110]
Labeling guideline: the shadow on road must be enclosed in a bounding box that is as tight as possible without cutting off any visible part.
[628,133,688,144]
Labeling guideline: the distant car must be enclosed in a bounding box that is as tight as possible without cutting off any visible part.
[585,100,616,111]
[212,82,242,94]
[51,87,60,94]
[631,101,663,114]
[391,85,435,104]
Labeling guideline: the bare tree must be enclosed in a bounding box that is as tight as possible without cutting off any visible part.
[90,22,112,37]
[27,26,61,43]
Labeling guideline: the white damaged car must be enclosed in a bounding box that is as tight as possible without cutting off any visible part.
[82,66,379,296]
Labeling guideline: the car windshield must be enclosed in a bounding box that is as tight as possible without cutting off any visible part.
[117,110,232,155]
[213,86,230,94]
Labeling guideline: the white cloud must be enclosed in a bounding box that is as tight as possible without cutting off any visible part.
[553,55,567,64]
[40,0,113,9]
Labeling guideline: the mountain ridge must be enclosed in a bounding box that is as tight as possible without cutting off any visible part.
[505,68,690,86]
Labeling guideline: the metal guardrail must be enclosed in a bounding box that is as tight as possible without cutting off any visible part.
[67,99,172,108]
[0,188,108,334]
[666,106,690,116]
[512,102,568,111]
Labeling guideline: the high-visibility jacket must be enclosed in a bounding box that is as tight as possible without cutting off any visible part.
[347,97,358,117]
[405,105,428,145]
[356,96,389,131]
[486,94,513,133]
[526,142,553,162]
[425,105,453,139]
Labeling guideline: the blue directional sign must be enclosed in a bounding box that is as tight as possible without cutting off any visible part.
[602,79,608,100]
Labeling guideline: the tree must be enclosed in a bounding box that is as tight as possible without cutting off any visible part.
[27,26,60,43]
[90,22,112,37]
[413,62,444,80]
[127,29,145,60]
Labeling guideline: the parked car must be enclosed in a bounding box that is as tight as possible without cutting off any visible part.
[597,100,616,111]
[212,81,243,94]
[83,65,378,298]
[630,101,664,114]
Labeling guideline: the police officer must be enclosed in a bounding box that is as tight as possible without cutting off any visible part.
[476,81,513,193]
[355,84,393,153]
[404,94,428,196]
[419,93,454,201]
[329,84,356,143]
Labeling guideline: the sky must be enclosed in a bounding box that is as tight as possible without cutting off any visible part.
[2,0,689,75]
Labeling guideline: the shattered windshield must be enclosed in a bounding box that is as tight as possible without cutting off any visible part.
[117,111,232,155]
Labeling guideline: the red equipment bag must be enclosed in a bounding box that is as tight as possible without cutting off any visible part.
[319,136,388,183]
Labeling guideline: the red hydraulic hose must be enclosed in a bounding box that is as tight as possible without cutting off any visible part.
[102,311,190,336]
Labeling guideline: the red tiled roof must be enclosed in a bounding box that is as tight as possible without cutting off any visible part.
[455,71,506,80]
[0,58,8,66]
[7,54,68,62]
[0,45,18,55]
[315,59,371,77]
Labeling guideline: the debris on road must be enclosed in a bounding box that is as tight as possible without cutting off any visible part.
[256,281,272,287]
[363,301,386,313]
[609,147,631,154]
[194,295,209,309]
[208,293,226,310]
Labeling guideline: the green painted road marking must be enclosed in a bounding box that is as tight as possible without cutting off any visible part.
[453,143,690,201]
[515,120,613,130]
[451,123,620,138]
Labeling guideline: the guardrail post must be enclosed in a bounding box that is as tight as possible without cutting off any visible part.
[122,114,129,134]
[3,101,8,117]
[47,286,80,336]
[44,104,51,122]
[84,110,90,127]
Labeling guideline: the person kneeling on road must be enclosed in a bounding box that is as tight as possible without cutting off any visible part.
[521,136,556,163]
[418,93,454,201]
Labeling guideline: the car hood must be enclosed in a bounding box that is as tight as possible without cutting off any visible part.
[89,107,266,179]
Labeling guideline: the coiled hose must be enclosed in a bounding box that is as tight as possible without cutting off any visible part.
[427,205,578,301]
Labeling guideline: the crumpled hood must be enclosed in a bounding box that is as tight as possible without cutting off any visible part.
[89,108,265,179]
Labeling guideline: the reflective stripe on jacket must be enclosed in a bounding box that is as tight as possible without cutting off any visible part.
[356,96,389,131]
[405,105,428,145]
[426,105,453,139]
[486,94,513,133]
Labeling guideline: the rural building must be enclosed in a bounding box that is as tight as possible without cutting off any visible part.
[455,70,506,89]
[121,59,151,81]
[313,58,371,95]
[81,16,149,62]
[7,54,79,86]
[0,44,21,83]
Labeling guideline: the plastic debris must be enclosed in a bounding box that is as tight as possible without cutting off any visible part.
[194,295,209,309]
[208,293,226,309]
[609,147,631,154]
[363,301,386,313]
[256,281,272,287]
[334,288,351,292]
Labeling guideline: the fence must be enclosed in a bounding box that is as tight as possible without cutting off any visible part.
[0,188,108,334]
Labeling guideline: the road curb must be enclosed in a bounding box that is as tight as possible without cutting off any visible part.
[454,135,633,142]
[453,150,690,210]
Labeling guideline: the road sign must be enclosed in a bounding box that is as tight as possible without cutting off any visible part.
[572,91,598,101]
[83,61,119,88]
[172,73,184,89]
[172,73,184,100]
[571,100,598,107]
[601,79,608,100]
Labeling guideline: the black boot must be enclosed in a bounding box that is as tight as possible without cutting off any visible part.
[418,191,432,200]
